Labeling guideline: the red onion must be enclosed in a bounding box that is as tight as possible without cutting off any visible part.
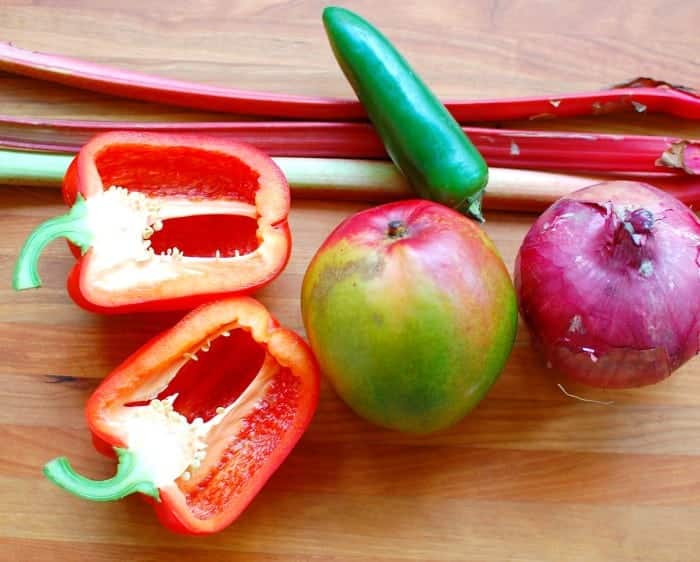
[515,181,700,388]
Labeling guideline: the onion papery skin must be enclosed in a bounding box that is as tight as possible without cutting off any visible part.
[514,181,700,388]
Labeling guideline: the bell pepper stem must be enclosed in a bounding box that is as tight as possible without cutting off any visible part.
[13,194,93,290]
[43,447,160,502]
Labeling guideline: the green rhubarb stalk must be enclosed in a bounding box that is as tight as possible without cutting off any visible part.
[274,156,407,198]
[44,448,159,502]
[0,149,73,186]
[0,148,413,198]
[0,148,622,213]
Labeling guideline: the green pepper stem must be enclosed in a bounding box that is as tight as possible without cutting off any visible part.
[13,194,93,290]
[43,447,159,502]
[458,195,485,223]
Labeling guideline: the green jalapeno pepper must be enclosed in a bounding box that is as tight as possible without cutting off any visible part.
[323,6,489,220]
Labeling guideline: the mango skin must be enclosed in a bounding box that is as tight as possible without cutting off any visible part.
[301,200,517,433]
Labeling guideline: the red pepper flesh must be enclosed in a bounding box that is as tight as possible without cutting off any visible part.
[44,297,320,534]
[13,132,291,313]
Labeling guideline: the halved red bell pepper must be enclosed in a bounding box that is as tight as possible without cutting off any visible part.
[43,296,320,535]
[13,132,291,312]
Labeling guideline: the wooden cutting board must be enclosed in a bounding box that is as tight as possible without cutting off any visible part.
[2,2,700,561]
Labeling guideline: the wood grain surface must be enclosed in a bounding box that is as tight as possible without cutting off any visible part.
[2,1,700,561]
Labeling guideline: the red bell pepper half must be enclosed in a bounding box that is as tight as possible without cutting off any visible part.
[44,296,320,534]
[13,132,291,312]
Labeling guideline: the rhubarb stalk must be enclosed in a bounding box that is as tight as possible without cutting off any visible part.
[4,147,700,213]
[1,116,699,176]
[2,42,700,122]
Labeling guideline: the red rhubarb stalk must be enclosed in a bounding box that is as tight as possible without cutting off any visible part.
[1,116,698,176]
[2,42,700,121]
[0,42,362,120]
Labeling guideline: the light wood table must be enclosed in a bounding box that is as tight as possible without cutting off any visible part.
[2,2,700,560]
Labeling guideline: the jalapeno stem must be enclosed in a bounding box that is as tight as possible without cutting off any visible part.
[44,448,159,502]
